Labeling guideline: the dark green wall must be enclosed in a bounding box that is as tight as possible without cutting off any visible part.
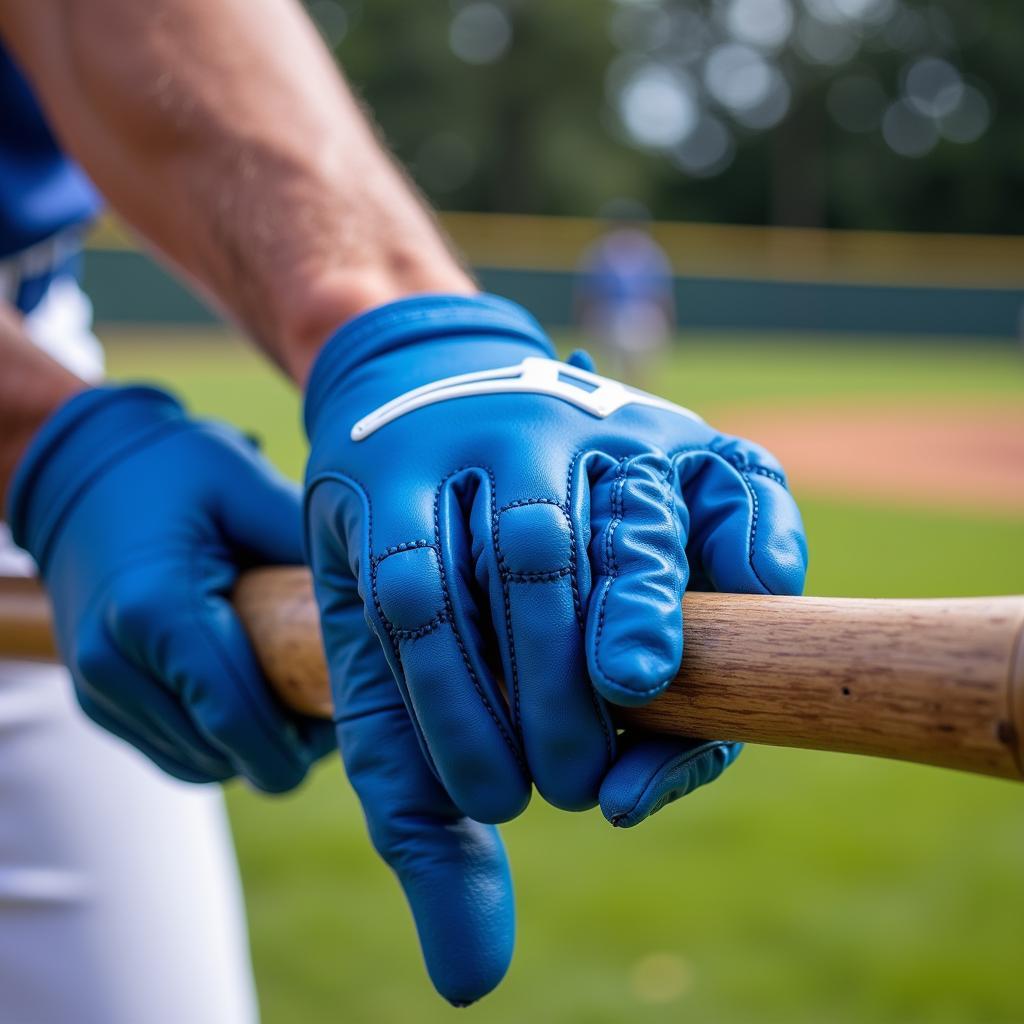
[84,250,1023,339]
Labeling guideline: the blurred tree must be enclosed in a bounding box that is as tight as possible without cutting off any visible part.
[310,0,1023,233]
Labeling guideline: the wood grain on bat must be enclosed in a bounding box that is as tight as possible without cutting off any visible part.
[229,570,1024,781]
[2,569,1023,782]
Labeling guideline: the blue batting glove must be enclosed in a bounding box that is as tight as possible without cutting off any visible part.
[304,294,807,1003]
[7,386,335,791]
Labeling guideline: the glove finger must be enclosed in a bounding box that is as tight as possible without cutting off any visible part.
[74,688,223,784]
[367,475,531,824]
[340,701,515,1007]
[599,733,743,828]
[205,425,306,565]
[585,452,689,707]
[207,427,338,757]
[73,610,235,780]
[675,440,807,596]
[310,538,516,1008]
[106,568,316,792]
[480,479,613,812]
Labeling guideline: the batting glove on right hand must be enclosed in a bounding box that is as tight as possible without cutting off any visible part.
[303,294,808,1005]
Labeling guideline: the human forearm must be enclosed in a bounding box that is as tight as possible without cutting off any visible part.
[0,0,473,382]
[0,303,87,513]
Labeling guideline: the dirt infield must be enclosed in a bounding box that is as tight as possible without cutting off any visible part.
[717,401,1024,515]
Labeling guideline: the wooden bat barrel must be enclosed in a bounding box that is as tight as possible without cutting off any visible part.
[2,569,1023,782]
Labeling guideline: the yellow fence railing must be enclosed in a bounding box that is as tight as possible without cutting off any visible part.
[88,211,1024,292]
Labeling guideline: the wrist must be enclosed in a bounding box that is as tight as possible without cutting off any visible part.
[7,385,185,569]
[303,293,554,440]
[277,256,478,387]
[0,374,86,520]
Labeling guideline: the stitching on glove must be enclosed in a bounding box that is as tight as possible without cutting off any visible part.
[656,456,676,556]
[744,471,764,588]
[308,472,449,782]
[668,450,775,594]
[490,465,612,763]
[373,539,433,566]
[611,740,726,825]
[565,449,587,629]
[591,456,681,701]
[371,541,448,634]
[745,464,786,486]
[668,443,789,492]
[593,458,665,698]
[496,499,573,575]
[498,496,564,513]
[435,466,525,766]
[391,611,449,640]
[592,463,622,691]
[505,567,572,583]
[667,443,712,460]
[488,466,524,736]
[346,480,398,656]
[565,448,614,761]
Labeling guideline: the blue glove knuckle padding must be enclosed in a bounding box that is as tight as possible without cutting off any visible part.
[7,386,334,793]
[304,294,808,1001]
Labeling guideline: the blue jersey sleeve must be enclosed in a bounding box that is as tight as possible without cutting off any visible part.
[0,45,101,258]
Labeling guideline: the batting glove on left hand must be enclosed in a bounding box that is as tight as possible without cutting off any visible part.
[8,385,335,790]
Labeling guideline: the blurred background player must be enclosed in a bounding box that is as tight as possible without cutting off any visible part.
[0,47,257,1024]
[576,200,676,381]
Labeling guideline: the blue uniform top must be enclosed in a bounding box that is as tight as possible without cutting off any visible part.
[0,45,101,259]
[578,228,674,310]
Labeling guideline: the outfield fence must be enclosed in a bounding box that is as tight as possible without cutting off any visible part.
[85,213,1024,339]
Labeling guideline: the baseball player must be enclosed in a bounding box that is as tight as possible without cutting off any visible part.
[0,0,808,1016]
[577,202,677,380]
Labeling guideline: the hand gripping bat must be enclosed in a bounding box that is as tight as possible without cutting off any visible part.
[1,568,1022,782]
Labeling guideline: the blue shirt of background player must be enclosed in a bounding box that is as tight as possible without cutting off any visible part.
[0,45,101,261]
[577,228,674,311]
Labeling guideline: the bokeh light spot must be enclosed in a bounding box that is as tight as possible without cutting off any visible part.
[630,952,694,1005]
[617,64,700,148]
[309,0,349,48]
[704,43,775,112]
[724,0,795,51]
[795,14,860,64]
[904,57,963,118]
[449,2,512,65]
[939,84,991,145]
[882,97,939,157]
[673,113,736,177]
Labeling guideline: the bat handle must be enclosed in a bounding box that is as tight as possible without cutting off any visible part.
[230,568,1024,782]
[3,570,1024,782]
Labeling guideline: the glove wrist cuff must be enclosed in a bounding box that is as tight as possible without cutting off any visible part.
[303,293,554,438]
[8,385,185,569]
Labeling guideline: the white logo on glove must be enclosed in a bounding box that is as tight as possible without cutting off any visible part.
[350,357,702,441]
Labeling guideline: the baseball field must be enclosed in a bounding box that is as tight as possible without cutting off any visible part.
[107,331,1024,1024]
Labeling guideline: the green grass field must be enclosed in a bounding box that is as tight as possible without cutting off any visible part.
[106,331,1024,1024]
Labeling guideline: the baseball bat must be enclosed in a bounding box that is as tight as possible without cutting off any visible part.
[1,569,1022,782]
